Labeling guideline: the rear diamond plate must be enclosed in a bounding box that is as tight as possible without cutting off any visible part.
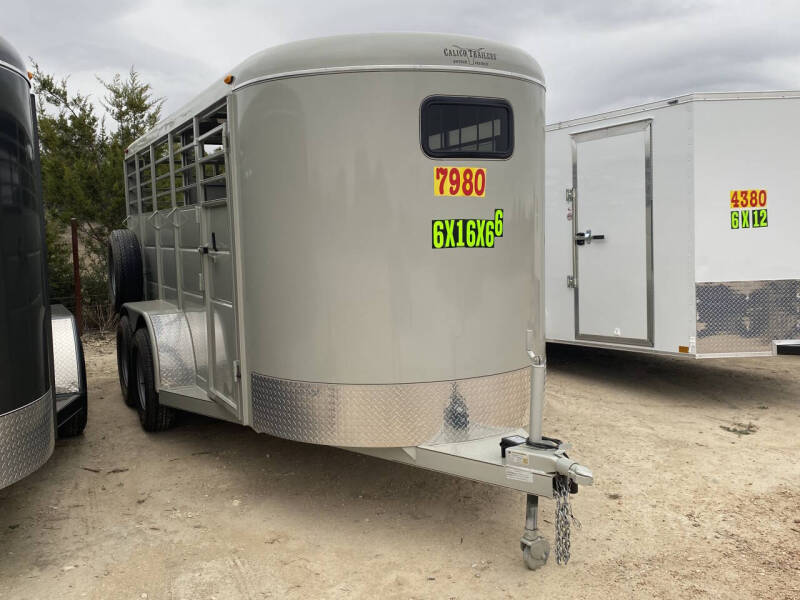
[251,368,530,447]
[0,391,54,489]
[696,279,800,354]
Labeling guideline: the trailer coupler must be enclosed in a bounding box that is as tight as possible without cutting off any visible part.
[502,437,592,569]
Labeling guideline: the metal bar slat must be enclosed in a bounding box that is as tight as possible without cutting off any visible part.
[201,172,227,185]
[173,183,197,194]
[167,131,183,310]
[197,123,224,143]
[193,118,205,206]
[173,162,196,175]
[194,114,216,394]
[200,197,227,208]
[123,159,131,218]
[150,144,165,297]
[198,153,225,166]
[172,141,194,155]
[133,151,145,297]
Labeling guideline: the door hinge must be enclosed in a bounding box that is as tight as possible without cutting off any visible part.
[233,360,241,381]
[567,275,576,288]
[565,188,575,203]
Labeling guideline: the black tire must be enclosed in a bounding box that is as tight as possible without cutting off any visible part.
[108,229,143,313]
[58,338,88,437]
[131,327,176,432]
[116,314,136,407]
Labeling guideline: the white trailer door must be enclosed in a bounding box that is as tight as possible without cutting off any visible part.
[572,120,653,346]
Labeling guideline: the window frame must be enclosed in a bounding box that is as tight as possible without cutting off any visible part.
[420,95,514,160]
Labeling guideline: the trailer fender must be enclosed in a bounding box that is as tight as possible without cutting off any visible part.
[121,302,200,392]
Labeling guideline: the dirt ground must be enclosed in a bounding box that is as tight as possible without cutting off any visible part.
[1,335,798,600]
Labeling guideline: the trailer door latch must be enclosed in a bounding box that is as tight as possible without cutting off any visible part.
[566,275,576,288]
[575,230,605,246]
[233,360,241,381]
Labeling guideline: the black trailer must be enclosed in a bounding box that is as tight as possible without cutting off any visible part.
[0,35,86,490]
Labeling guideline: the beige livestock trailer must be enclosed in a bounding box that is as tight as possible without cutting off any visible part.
[107,33,593,569]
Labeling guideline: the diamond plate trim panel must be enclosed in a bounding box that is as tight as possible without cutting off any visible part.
[696,279,800,354]
[51,309,80,394]
[185,310,208,383]
[0,390,54,489]
[151,313,196,387]
[251,368,530,447]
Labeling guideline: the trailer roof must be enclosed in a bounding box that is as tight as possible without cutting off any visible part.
[0,35,29,85]
[546,90,800,132]
[128,33,543,154]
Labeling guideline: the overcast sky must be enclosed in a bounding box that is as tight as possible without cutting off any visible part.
[7,1,800,124]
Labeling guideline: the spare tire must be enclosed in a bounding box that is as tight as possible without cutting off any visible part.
[108,229,143,313]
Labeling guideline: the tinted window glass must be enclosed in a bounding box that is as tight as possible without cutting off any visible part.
[421,97,513,158]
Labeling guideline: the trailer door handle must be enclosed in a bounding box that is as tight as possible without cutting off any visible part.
[575,230,605,245]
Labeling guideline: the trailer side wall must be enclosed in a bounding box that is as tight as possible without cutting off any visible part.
[693,97,800,353]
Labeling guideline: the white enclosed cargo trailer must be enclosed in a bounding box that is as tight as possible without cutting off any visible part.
[546,92,800,357]
[109,33,593,569]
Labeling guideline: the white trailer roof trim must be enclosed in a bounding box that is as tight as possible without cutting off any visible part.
[547,90,800,132]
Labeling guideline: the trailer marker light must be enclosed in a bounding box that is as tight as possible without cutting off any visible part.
[224,74,234,85]
[27,71,33,80]
[678,346,689,353]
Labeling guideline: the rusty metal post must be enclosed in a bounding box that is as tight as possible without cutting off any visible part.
[70,218,82,334]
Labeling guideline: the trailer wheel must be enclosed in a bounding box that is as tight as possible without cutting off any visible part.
[116,314,136,407]
[108,229,143,313]
[58,338,88,437]
[131,327,176,432]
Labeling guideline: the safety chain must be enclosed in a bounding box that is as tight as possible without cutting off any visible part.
[554,475,581,565]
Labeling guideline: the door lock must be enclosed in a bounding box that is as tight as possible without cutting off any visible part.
[575,229,605,246]
[198,244,209,254]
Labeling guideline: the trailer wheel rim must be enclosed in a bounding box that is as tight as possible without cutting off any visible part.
[136,354,146,411]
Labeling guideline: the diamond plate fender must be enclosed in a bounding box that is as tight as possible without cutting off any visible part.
[51,305,81,395]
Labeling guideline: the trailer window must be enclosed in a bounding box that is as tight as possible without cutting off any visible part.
[421,97,512,159]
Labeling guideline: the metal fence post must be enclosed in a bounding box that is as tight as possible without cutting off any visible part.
[70,218,82,334]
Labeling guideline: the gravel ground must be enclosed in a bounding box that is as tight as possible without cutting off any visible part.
[1,334,798,599]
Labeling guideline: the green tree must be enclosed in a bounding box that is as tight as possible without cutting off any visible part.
[31,64,163,327]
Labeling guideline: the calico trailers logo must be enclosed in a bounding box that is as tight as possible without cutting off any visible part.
[443,45,497,67]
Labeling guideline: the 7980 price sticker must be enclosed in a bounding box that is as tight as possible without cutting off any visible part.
[434,166,486,197]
